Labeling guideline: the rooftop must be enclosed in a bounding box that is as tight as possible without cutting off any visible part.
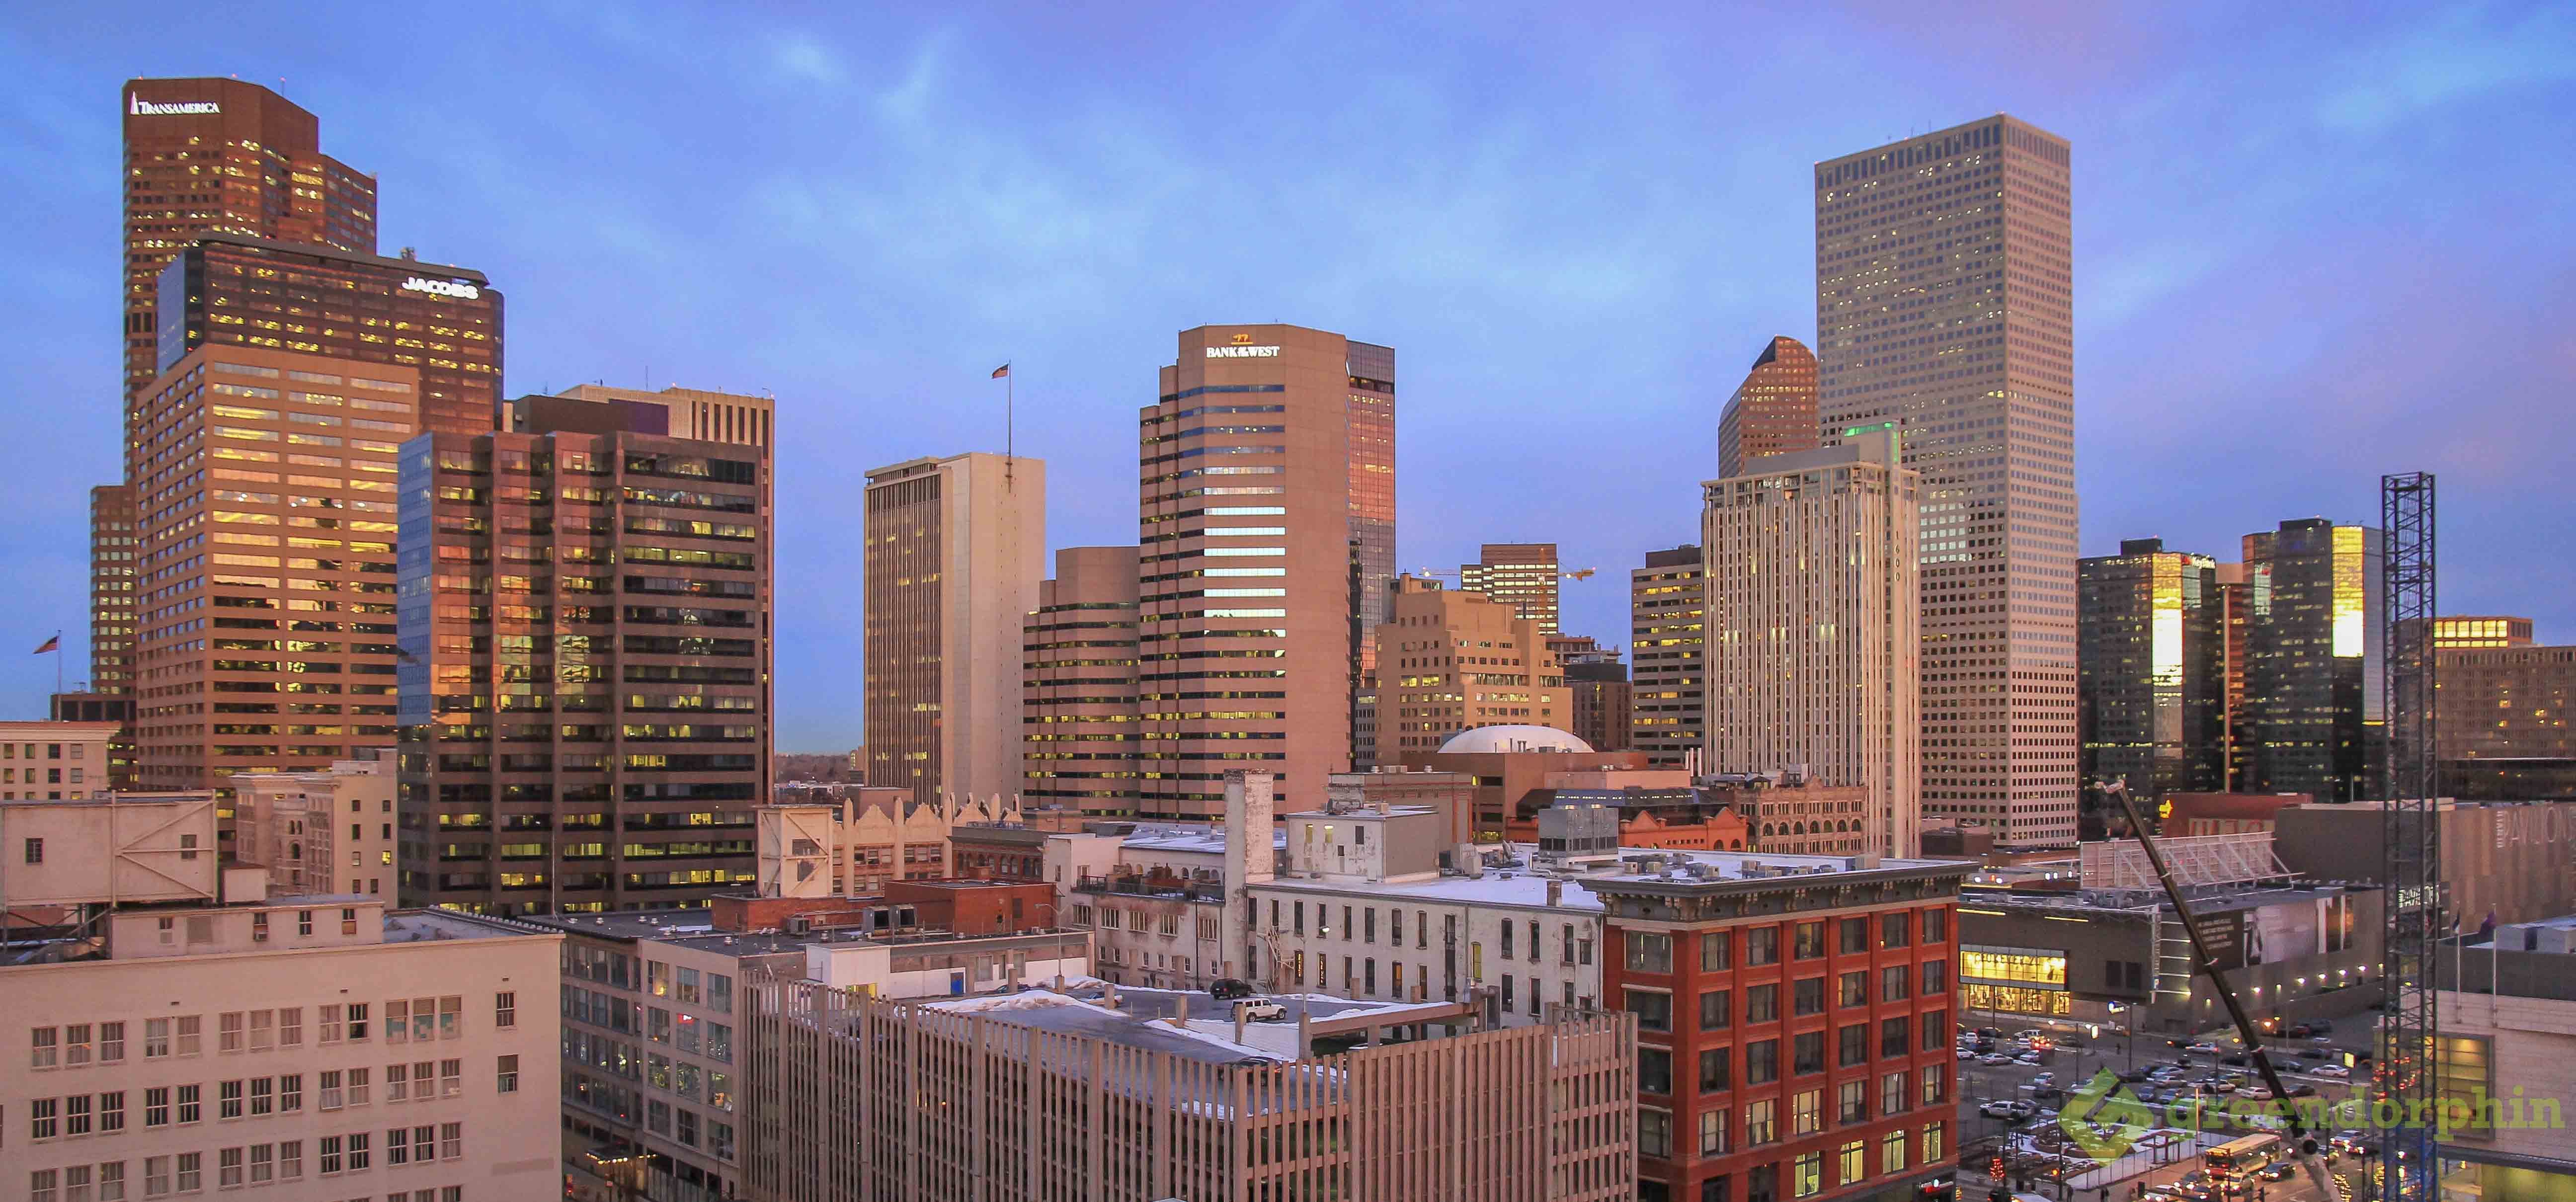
[1256,845,1961,911]
[1118,823,1289,855]
[1437,724,1594,755]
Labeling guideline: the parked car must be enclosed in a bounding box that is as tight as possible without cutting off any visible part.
[2257,1162,2298,1182]
[2014,1054,2043,1066]
[2313,1064,2351,1079]
[1957,1050,1976,1061]
[1980,1053,2014,1065]
[1208,978,1255,1001]
[2310,1035,2335,1045]
[2219,1053,2250,1066]
[2186,1041,2220,1053]
[2298,1047,2330,1059]
[2285,1084,2320,1098]
[2119,1068,2153,1083]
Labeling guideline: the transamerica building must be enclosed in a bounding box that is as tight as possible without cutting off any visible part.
[1815,115,2078,845]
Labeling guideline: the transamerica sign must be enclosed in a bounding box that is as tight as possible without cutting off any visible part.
[130,96,221,115]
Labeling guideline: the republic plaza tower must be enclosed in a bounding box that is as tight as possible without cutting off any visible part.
[1134,325,1394,817]
[1815,114,2079,845]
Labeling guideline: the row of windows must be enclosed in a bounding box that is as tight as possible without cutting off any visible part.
[30,995,510,1069]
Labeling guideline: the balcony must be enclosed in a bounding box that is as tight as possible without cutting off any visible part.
[1070,874,1224,903]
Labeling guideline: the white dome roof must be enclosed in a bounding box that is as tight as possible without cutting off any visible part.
[1437,724,1595,755]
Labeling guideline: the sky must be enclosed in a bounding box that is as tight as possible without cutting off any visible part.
[3,1,2571,752]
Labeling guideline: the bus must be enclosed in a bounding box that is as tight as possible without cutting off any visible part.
[2203,1133,2284,1181]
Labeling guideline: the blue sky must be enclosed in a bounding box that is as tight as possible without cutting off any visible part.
[4,2,2571,751]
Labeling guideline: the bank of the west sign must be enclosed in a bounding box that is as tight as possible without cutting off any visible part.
[1206,345,1281,358]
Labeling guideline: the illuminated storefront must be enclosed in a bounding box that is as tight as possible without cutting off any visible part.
[1960,945,2072,1016]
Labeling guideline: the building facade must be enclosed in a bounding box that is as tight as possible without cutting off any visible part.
[1134,324,1392,816]
[1632,546,1708,768]
[2438,642,2575,801]
[1460,542,1564,635]
[91,484,139,695]
[396,399,774,914]
[1589,861,1966,1202]
[120,78,377,401]
[1567,654,1636,754]
[0,721,121,801]
[1702,427,1922,858]
[1371,575,1570,762]
[128,346,417,802]
[1716,335,1820,480]
[2217,561,2252,790]
[2078,538,2224,800]
[1021,545,1141,815]
[864,452,1046,808]
[2240,519,2383,801]
[153,234,501,437]
[232,753,398,901]
[1816,115,2079,847]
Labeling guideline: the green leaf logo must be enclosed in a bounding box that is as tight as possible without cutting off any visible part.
[2059,1069,2157,1163]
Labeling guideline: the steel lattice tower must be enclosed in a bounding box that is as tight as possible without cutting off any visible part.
[2379,471,2438,1201]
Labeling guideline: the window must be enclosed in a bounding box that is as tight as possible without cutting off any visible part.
[1883,1070,1909,1115]
[1881,964,1910,1002]
[249,1010,274,1051]
[1881,911,1911,949]
[281,1074,303,1112]
[174,1155,199,1194]
[1882,1128,1908,1174]
[1639,1047,1673,1094]
[1745,1039,1778,1084]
[1699,1108,1731,1155]
[219,1011,243,1052]
[31,1025,57,1068]
[494,992,516,1030]
[219,1148,243,1189]
[1923,1010,1948,1051]
[1746,927,1778,965]
[29,1170,55,1202]
[1840,971,1867,1008]
[1840,917,1869,955]
[1792,977,1824,1016]
[1793,1150,1822,1198]
[1923,909,1947,943]
[1703,1173,1732,1202]
[1744,1098,1777,1145]
[176,1084,200,1124]
[145,1158,169,1199]
[101,1089,126,1131]
[412,1125,435,1163]
[321,1070,343,1110]
[176,1016,201,1056]
[440,1058,461,1098]
[24,836,41,863]
[387,999,409,1044]
[1922,960,1948,995]
[1839,1079,1867,1123]
[1699,1046,1731,1093]
[250,1144,273,1185]
[1923,1070,1948,1106]
[1793,921,1824,960]
[321,1136,343,1176]
[145,1088,168,1127]
[1923,1121,1946,1160]
[349,1066,371,1105]
[388,1063,410,1102]
[1626,989,1672,1032]
[100,1161,126,1200]
[250,1077,273,1116]
[1839,1139,1867,1184]
[320,1006,343,1044]
[32,1096,58,1139]
[438,996,462,1040]
[1881,1015,1911,1058]
[1792,1031,1824,1075]
[145,1019,169,1059]
[280,1140,303,1181]
[498,1054,520,1094]
[1700,931,1732,970]
[346,1003,370,1040]
[1640,1107,1672,1158]
[388,1125,410,1166]
[1624,930,1672,973]
[220,1078,243,1118]
[100,1021,125,1062]
[348,1132,370,1171]
[1746,983,1777,1023]
[1839,1024,1868,1067]
[1699,989,1730,1030]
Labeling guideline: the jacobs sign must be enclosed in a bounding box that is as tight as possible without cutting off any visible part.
[402,277,483,301]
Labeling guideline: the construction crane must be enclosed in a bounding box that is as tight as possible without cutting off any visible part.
[2380,472,2440,1202]
[2095,779,2340,1196]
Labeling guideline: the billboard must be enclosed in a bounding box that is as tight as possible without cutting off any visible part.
[2245,898,2324,965]
[2191,910,2248,971]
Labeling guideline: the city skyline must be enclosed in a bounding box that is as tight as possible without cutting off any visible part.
[5,6,2572,752]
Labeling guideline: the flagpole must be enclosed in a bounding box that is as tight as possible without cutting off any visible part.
[1005,360,1016,487]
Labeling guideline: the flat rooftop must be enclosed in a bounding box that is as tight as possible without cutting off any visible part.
[1120,823,1289,856]
[381,910,548,943]
[1257,845,1961,912]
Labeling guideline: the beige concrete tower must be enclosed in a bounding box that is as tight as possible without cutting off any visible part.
[864,452,1045,808]
[1022,545,1141,815]
[1136,324,1391,817]
[1816,114,2078,845]
[1371,575,1570,760]
[1702,426,1922,857]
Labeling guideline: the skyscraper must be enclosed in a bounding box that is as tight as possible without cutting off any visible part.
[864,452,1045,808]
[1135,324,1390,816]
[1816,114,2078,845]
[1370,575,1568,760]
[1459,542,1562,634]
[2241,519,2384,801]
[87,485,136,693]
[120,78,377,400]
[1629,545,1706,768]
[2217,561,2252,790]
[1702,426,1922,857]
[396,390,775,914]
[1715,335,1819,479]
[1022,545,1141,816]
[2077,538,2224,801]
[1551,634,1633,753]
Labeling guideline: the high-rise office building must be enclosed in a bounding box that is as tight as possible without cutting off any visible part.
[88,485,137,693]
[128,346,417,799]
[1459,542,1563,635]
[1552,635,1633,753]
[864,452,1045,808]
[1022,545,1140,816]
[1702,427,1922,857]
[396,391,774,914]
[2437,640,2575,801]
[2216,561,2252,790]
[2240,519,2384,801]
[153,234,502,436]
[2427,615,2535,648]
[120,78,377,400]
[2077,538,2224,801]
[1715,335,1819,479]
[1370,575,1568,760]
[1629,546,1706,768]
[1816,114,2079,845]
[1135,324,1391,816]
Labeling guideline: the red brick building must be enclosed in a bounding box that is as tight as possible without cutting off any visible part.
[1588,860,1969,1202]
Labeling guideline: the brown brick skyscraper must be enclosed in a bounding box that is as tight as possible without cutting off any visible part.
[1716,335,1819,479]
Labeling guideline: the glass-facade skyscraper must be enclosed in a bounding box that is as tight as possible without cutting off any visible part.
[1815,114,2079,845]
[2241,519,2384,801]
[2078,538,2224,800]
